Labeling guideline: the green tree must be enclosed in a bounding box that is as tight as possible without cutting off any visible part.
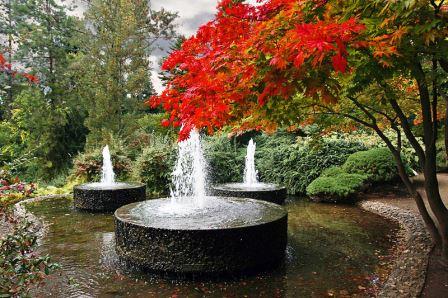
[2,0,88,179]
[81,0,177,146]
[0,0,28,118]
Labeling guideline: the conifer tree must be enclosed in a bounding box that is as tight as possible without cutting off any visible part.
[81,0,177,146]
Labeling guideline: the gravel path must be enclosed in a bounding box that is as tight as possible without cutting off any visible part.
[365,175,448,297]
[359,200,433,297]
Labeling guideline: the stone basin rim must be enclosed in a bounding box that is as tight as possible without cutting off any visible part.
[74,182,145,190]
[212,183,286,192]
[114,197,288,231]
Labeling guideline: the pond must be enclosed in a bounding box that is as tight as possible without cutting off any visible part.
[26,197,399,297]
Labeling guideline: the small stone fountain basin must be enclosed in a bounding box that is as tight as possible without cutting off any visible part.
[114,196,287,275]
[74,182,146,212]
[211,183,287,205]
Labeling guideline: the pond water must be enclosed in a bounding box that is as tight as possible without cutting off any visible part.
[26,197,399,297]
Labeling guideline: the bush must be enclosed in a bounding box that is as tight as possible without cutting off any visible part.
[306,173,368,203]
[203,134,244,184]
[320,166,346,177]
[436,134,447,171]
[0,217,59,296]
[132,144,176,197]
[0,170,36,208]
[342,148,398,183]
[72,145,132,183]
[436,149,447,171]
[125,115,177,159]
[255,133,367,194]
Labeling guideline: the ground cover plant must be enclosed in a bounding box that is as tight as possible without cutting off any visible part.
[0,213,59,297]
[0,170,36,208]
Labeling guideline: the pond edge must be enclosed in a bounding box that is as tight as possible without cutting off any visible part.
[11,195,432,297]
[358,200,433,298]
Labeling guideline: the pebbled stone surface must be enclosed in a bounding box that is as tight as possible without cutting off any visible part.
[210,184,287,205]
[358,200,432,298]
[114,199,288,276]
[73,184,146,212]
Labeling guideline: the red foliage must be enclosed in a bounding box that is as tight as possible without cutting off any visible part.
[0,53,39,84]
[149,0,394,140]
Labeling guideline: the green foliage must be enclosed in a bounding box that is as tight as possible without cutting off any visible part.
[359,129,423,172]
[72,145,132,183]
[435,133,448,171]
[436,149,447,171]
[36,176,83,196]
[306,173,368,202]
[81,0,177,146]
[135,113,178,137]
[321,166,346,177]
[342,148,398,183]
[0,121,22,166]
[4,88,87,180]
[203,134,244,184]
[0,1,88,181]
[122,114,178,160]
[255,132,367,194]
[132,143,176,197]
[0,217,59,296]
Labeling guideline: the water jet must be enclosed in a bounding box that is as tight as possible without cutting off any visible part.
[211,139,287,204]
[114,130,287,275]
[73,145,146,212]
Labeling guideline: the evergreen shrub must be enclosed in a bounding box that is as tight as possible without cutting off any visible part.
[342,148,398,183]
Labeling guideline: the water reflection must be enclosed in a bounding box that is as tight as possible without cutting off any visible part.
[26,197,398,297]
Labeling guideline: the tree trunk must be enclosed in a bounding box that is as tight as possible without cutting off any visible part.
[394,153,442,246]
[375,127,442,246]
[6,0,14,118]
[422,149,448,260]
[444,94,448,167]
[414,60,448,260]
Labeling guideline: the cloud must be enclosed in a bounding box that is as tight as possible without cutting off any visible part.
[149,0,221,93]
[151,0,218,37]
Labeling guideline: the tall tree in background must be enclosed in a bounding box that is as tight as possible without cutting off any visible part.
[4,0,88,179]
[81,0,177,146]
[0,0,28,118]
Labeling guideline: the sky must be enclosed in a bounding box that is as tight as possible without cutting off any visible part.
[70,0,258,94]
[148,0,219,93]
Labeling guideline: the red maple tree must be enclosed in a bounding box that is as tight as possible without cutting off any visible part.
[149,0,396,140]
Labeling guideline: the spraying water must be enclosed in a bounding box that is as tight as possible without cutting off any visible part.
[243,139,259,186]
[169,129,207,209]
[100,145,115,186]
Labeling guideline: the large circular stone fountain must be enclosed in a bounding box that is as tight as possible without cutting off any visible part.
[115,196,287,275]
[74,182,146,212]
[211,183,287,205]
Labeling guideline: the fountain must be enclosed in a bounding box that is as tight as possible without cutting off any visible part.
[114,130,287,275]
[211,139,287,205]
[73,145,146,212]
